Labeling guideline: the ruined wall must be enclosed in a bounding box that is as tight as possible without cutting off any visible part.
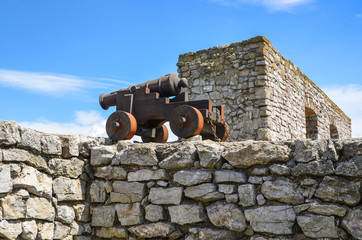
[1,121,361,239]
[177,36,351,141]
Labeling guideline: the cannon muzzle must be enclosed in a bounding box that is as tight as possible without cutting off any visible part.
[99,73,188,110]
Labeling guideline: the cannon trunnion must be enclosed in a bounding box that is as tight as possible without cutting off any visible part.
[99,73,229,142]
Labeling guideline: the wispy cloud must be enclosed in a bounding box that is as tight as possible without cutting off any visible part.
[0,69,131,97]
[323,84,362,138]
[356,14,362,18]
[208,0,314,12]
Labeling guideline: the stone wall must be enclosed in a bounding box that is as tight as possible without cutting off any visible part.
[177,36,352,141]
[1,121,361,239]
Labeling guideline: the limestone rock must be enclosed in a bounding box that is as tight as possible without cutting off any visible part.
[48,157,84,178]
[111,181,146,203]
[91,206,115,227]
[158,142,197,170]
[73,203,91,222]
[342,139,362,158]
[0,121,20,146]
[214,170,247,183]
[148,187,183,205]
[196,140,224,168]
[0,165,12,193]
[218,184,236,194]
[244,205,296,235]
[300,178,318,198]
[336,156,362,177]
[0,220,22,239]
[94,165,127,180]
[90,145,116,166]
[341,208,362,239]
[308,203,347,217]
[90,181,106,203]
[222,141,290,168]
[21,220,38,240]
[129,222,179,239]
[315,176,361,206]
[96,227,128,239]
[293,139,337,163]
[169,204,207,225]
[19,126,42,152]
[115,203,143,226]
[41,135,62,155]
[37,222,54,240]
[184,183,224,202]
[1,195,26,220]
[26,197,55,221]
[128,169,167,181]
[2,148,48,172]
[61,135,80,158]
[69,222,84,236]
[57,205,75,224]
[269,163,291,175]
[297,215,338,238]
[292,160,335,176]
[145,204,165,222]
[113,143,158,166]
[238,184,256,207]
[199,228,238,240]
[261,179,304,204]
[53,221,71,239]
[207,201,247,232]
[53,177,84,201]
[173,170,212,186]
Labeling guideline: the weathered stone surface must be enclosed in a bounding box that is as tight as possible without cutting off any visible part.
[41,135,62,155]
[94,165,127,180]
[342,139,362,158]
[115,203,143,226]
[145,204,165,222]
[19,126,42,152]
[297,215,338,238]
[0,121,20,146]
[2,148,48,171]
[48,157,84,178]
[315,176,361,206]
[53,221,71,239]
[56,205,75,224]
[199,228,238,240]
[169,204,207,225]
[300,178,318,198]
[250,167,269,176]
[336,156,362,177]
[292,160,335,176]
[214,170,247,183]
[196,140,224,168]
[238,184,256,207]
[222,141,290,168]
[158,142,196,170]
[128,169,167,181]
[91,206,115,227]
[261,179,304,204]
[61,135,81,158]
[225,194,239,203]
[26,197,55,221]
[342,208,362,239]
[90,181,106,203]
[184,183,224,202]
[53,177,84,201]
[269,163,291,175]
[0,220,22,239]
[69,222,84,236]
[308,203,347,217]
[37,222,54,240]
[207,201,247,232]
[218,184,236,194]
[1,195,26,219]
[0,165,12,193]
[129,222,178,239]
[148,187,183,205]
[173,170,212,186]
[293,139,337,163]
[96,227,128,239]
[111,181,145,203]
[21,220,38,240]
[114,143,158,166]
[73,203,91,222]
[12,165,52,198]
[245,205,296,235]
[90,145,116,166]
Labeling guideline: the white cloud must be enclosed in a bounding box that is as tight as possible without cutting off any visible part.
[0,69,130,96]
[322,84,362,138]
[208,0,313,11]
[356,14,362,18]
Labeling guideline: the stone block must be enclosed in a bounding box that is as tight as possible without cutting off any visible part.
[173,170,212,186]
[2,148,48,172]
[112,181,145,203]
[90,181,107,203]
[96,227,128,239]
[341,208,362,239]
[21,220,38,240]
[48,157,84,178]
[0,121,21,146]
[169,204,207,225]
[0,220,22,239]
[184,183,224,202]
[218,184,236,194]
[69,222,84,236]
[19,126,42,152]
[238,184,256,207]
[53,177,85,201]
[115,203,143,226]
[158,142,197,170]
[41,135,62,155]
[91,206,115,227]
[206,201,247,232]
[196,140,224,168]
[148,187,183,205]
[269,163,291,175]
[308,203,347,217]
[61,135,80,158]
[292,160,335,176]
[90,145,116,166]
[73,203,91,222]
[199,228,238,240]
[336,156,362,177]
[214,170,247,183]
[26,197,55,221]
[145,204,165,222]
[1,195,26,220]
[113,144,158,166]
[129,222,179,239]
[297,215,338,238]
[37,222,54,240]
[56,205,75,224]
[0,165,12,193]
[128,169,167,181]
[261,179,304,204]
[94,165,127,180]
[53,221,71,239]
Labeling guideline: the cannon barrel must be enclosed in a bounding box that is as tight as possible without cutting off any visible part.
[99,73,188,110]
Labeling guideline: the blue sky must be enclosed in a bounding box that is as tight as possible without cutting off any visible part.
[0,0,361,139]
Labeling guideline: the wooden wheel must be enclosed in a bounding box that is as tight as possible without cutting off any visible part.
[106,111,137,141]
[141,125,169,143]
[217,123,229,142]
[169,105,204,138]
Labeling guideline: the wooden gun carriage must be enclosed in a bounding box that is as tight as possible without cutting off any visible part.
[99,73,229,142]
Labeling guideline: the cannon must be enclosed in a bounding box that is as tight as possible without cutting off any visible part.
[99,73,229,143]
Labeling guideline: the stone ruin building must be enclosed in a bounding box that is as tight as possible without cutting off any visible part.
[177,36,352,141]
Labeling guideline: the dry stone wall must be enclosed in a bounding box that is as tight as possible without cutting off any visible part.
[1,121,361,239]
[177,36,351,141]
